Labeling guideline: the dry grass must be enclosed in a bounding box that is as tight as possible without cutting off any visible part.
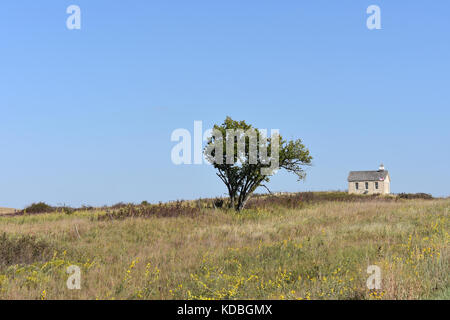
[0,208,16,215]
[0,194,448,300]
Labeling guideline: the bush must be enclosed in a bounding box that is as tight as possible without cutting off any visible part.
[23,202,54,214]
[213,199,224,209]
[61,206,74,215]
[111,202,129,209]
[398,193,433,200]
[0,233,53,268]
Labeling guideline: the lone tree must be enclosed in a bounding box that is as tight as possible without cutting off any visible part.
[204,117,312,211]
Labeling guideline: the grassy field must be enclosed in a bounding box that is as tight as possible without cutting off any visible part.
[0,193,448,300]
[0,207,16,215]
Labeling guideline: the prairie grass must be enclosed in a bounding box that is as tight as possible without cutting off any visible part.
[0,194,448,300]
[0,208,16,215]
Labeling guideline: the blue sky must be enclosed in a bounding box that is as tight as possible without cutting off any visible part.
[1,1,449,208]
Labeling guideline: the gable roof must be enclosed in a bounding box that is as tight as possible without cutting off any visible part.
[348,170,389,182]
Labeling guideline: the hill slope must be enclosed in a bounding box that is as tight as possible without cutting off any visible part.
[0,207,16,215]
[0,194,448,300]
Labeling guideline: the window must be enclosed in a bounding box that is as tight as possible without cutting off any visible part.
[375,182,379,189]
[365,182,369,190]
[355,182,359,190]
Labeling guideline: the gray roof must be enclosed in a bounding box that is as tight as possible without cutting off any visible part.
[348,170,389,182]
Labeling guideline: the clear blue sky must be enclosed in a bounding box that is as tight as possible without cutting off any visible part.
[1,1,449,208]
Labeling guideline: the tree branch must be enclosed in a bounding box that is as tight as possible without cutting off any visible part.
[259,184,272,195]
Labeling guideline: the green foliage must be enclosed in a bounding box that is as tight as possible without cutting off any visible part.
[22,203,76,215]
[60,206,74,215]
[24,202,53,214]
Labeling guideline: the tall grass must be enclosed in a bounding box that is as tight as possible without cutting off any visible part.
[0,194,448,300]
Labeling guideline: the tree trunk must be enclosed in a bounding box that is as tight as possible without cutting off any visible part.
[229,196,235,209]
[236,192,252,211]
[228,192,236,209]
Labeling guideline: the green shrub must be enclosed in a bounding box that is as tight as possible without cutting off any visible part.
[23,202,54,214]
[398,193,433,200]
[213,199,224,209]
[61,206,74,215]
